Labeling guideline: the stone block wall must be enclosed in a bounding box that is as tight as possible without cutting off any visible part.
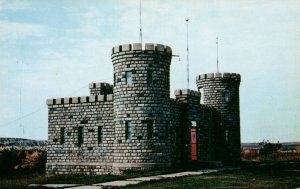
[174,89,217,162]
[196,73,241,161]
[111,43,173,174]
[46,94,114,175]
[170,99,184,163]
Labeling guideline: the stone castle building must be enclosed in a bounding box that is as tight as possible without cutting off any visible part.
[46,43,241,175]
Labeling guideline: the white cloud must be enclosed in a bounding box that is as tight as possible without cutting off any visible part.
[0,0,30,11]
[78,8,105,35]
[0,20,46,42]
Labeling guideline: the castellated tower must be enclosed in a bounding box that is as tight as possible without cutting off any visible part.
[111,43,172,173]
[196,73,241,162]
[45,42,243,176]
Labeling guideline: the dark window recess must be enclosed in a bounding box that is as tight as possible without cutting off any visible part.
[147,70,153,84]
[165,73,169,88]
[114,73,116,86]
[80,119,88,124]
[166,121,170,137]
[68,115,73,119]
[153,80,157,84]
[98,126,103,144]
[125,121,132,140]
[96,116,101,120]
[67,132,71,136]
[147,120,153,139]
[137,136,143,140]
[118,140,122,143]
[60,128,65,144]
[49,108,56,111]
[225,129,229,142]
[127,64,130,68]
[53,138,58,142]
[149,63,152,67]
[88,129,95,132]
[88,147,93,150]
[138,93,144,97]
[117,78,121,82]
[78,127,83,146]
[127,114,130,118]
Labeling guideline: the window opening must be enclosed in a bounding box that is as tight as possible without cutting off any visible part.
[147,120,153,139]
[147,70,153,85]
[98,126,103,144]
[125,121,132,140]
[60,127,66,144]
[224,91,230,102]
[126,72,132,85]
[225,129,229,142]
[78,127,83,146]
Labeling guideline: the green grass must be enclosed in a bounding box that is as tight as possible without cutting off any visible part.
[0,161,300,189]
[119,161,300,189]
[0,167,186,189]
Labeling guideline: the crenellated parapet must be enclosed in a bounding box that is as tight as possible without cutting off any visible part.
[175,89,200,104]
[111,43,172,55]
[196,72,241,82]
[174,89,200,97]
[89,82,113,89]
[89,82,113,96]
[46,94,113,106]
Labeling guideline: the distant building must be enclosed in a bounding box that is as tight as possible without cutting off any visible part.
[46,43,241,175]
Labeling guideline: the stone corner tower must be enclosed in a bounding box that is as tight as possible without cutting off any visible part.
[196,72,241,162]
[111,43,173,174]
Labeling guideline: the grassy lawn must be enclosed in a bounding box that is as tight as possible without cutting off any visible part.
[120,161,300,189]
[0,161,300,189]
[0,167,186,189]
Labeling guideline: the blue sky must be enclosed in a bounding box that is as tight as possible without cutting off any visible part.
[0,0,299,142]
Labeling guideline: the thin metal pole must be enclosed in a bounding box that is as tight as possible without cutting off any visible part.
[139,0,142,44]
[216,37,219,73]
[186,18,189,89]
[18,60,24,135]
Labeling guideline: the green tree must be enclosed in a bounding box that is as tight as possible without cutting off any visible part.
[0,148,19,175]
[259,140,282,160]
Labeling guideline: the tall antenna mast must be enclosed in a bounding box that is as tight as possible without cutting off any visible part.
[186,18,189,89]
[139,0,142,44]
[216,37,219,73]
[18,60,24,136]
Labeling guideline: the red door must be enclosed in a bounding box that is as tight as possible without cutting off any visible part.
[191,128,197,160]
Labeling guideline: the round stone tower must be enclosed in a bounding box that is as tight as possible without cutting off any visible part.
[196,73,241,162]
[111,43,172,174]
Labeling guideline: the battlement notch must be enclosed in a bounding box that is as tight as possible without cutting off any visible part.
[111,43,172,55]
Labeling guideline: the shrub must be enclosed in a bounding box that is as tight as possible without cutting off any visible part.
[0,148,19,175]
[0,148,47,175]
